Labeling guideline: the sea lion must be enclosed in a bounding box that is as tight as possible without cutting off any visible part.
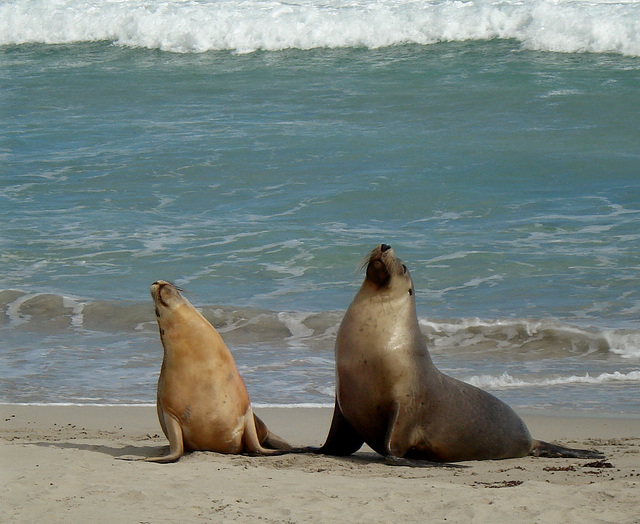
[147,280,290,463]
[318,244,603,462]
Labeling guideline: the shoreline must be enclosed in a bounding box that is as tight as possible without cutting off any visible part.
[3,404,640,523]
[4,401,640,415]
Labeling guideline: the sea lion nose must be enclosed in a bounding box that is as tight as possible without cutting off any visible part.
[381,244,391,252]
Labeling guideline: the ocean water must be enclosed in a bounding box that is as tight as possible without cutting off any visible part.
[2,0,640,415]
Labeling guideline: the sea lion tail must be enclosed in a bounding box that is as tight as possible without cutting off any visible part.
[530,439,605,459]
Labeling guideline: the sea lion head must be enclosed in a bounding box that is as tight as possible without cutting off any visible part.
[363,244,414,298]
[150,280,186,319]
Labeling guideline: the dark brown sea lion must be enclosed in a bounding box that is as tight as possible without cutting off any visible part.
[319,244,603,462]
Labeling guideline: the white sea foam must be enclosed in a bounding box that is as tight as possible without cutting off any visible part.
[605,331,640,359]
[277,311,315,340]
[62,295,86,327]
[1,0,639,55]
[466,370,640,389]
[5,293,38,325]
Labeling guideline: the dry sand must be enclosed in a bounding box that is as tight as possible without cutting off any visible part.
[2,404,639,523]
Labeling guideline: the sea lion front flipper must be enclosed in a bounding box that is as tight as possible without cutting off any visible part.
[317,400,364,456]
[382,402,463,468]
[383,401,416,458]
[144,411,184,463]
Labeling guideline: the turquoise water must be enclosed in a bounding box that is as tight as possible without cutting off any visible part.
[2,0,640,412]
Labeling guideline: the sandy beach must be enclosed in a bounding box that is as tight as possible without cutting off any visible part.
[2,405,639,523]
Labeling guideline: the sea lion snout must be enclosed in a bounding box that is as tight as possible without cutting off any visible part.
[365,245,393,286]
[150,280,168,294]
[366,258,389,286]
[150,280,177,309]
[150,281,161,301]
[365,244,402,286]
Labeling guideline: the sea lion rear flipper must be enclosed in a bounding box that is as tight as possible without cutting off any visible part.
[317,400,364,456]
[530,439,605,459]
[253,413,292,450]
[243,408,286,455]
[145,412,185,463]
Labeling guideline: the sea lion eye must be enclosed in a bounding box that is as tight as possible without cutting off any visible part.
[402,264,407,274]
[408,288,413,296]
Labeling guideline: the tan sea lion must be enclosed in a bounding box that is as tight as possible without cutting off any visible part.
[318,244,603,462]
[147,280,290,463]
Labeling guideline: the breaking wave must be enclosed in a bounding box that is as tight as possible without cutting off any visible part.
[466,370,640,389]
[3,289,640,360]
[2,0,639,56]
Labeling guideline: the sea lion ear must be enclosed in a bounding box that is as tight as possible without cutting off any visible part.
[408,288,413,296]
